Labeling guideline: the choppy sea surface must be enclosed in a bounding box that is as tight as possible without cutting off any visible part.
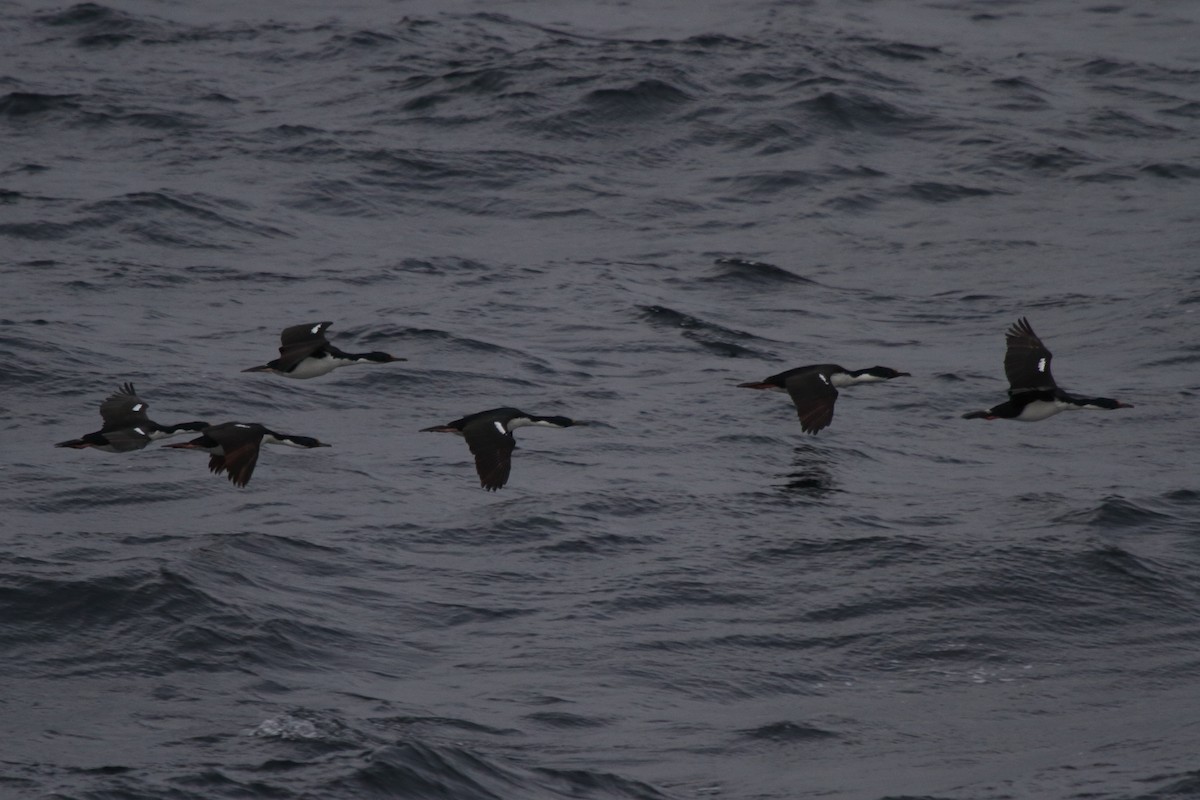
[3,1,1199,798]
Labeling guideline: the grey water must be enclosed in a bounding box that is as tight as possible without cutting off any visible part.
[2,0,1199,798]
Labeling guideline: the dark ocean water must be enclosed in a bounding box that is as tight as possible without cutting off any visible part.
[3,1,1199,798]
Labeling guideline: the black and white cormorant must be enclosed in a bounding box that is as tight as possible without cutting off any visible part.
[962,317,1133,422]
[55,383,209,452]
[739,364,909,434]
[421,408,576,491]
[242,321,403,379]
[164,422,331,487]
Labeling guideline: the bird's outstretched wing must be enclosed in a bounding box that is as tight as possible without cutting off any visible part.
[1004,317,1056,393]
[99,383,151,429]
[206,424,266,487]
[784,370,838,434]
[275,321,333,372]
[463,419,516,491]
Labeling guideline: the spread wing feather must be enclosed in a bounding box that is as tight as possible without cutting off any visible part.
[463,420,516,491]
[784,371,838,435]
[275,322,333,372]
[99,383,151,429]
[1003,317,1056,393]
[205,424,266,488]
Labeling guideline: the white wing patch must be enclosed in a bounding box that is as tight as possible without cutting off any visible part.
[132,403,145,412]
[493,420,507,435]
[310,323,322,334]
[1037,357,1047,373]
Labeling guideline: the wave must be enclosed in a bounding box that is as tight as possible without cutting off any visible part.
[1079,57,1200,85]
[0,191,288,248]
[705,258,815,286]
[791,90,939,133]
[0,563,378,680]
[1161,101,1200,118]
[635,304,775,357]
[1140,162,1200,179]
[743,534,919,563]
[35,3,161,48]
[1054,492,1192,532]
[582,79,693,117]
[533,79,695,139]
[329,740,669,800]
[1086,108,1180,138]
[983,144,1095,175]
[988,75,1050,110]
[897,181,1001,203]
[0,91,82,116]
[524,711,609,729]
[738,720,839,742]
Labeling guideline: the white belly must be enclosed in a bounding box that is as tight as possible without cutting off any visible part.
[283,356,341,379]
[1014,400,1068,422]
